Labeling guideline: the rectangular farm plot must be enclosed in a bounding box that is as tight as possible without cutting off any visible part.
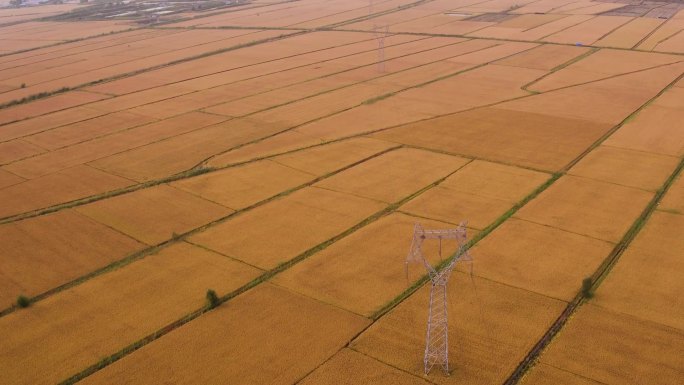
[0,242,260,385]
[628,210,684,260]
[374,108,612,172]
[351,274,566,385]
[273,212,462,317]
[314,148,470,203]
[494,44,591,71]
[271,137,397,176]
[568,145,679,191]
[604,86,684,157]
[79,283,369,385]
[76,185,232,245]
[439,160,550,202]
[292,102,435,144]
[400,186,513,230]
[190,187,385,270]
[468,218,614,300]
[171,159,314,210]
[0,210,144,308]
[401,160,550,229]
[515,175,652,242]
[0,165,134,219]
[539,305,684,385]
[299,348,431,385]
[596,243,684,331]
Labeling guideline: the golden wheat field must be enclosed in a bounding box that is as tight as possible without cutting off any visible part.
[0,0,682,384]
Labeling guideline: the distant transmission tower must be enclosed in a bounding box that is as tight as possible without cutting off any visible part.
[406,221,471,375]
[372,24,389,72]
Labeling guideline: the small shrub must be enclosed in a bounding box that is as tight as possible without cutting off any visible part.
[20,83,25,88]
[581,277,594,299]
[206,289,219,309]
[16,295,31,308]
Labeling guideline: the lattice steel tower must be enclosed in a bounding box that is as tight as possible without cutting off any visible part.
[372,24,389,72]
[406,221,471,375]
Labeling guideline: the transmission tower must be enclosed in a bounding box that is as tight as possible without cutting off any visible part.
[406,221,471,375]
[372,24,389,72]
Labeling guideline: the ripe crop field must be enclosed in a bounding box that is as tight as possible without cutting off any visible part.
[0,0,682,384]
